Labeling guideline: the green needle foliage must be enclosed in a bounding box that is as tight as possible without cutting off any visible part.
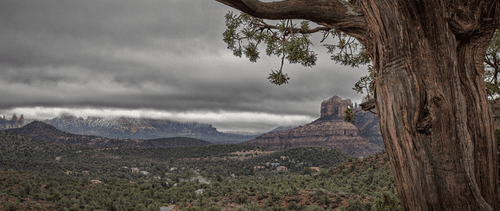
[352,66,377,101]
[223,11,318,85]
[222,8,372,88]
[343,106,356,123]
[484,30,500,100]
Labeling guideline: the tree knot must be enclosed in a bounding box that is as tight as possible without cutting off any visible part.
[447,4,483,38]
[416,104,432,135]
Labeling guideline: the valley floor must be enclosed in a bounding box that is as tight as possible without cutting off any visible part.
[0,130,403,211]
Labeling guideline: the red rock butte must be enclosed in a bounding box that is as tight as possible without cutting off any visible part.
[243,96,379,157]
[321,95,352,119]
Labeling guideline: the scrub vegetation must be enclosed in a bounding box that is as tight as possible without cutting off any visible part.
[0,130,402,210]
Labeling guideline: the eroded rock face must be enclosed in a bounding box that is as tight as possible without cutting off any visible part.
[321,96,352,119]
[0,114,27,130]
[244,96,384,157]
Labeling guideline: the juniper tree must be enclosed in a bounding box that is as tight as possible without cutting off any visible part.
[485,31,500,100]
[216,0,500,210]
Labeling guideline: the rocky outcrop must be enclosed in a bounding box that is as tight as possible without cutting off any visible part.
[0,114,28,130]
[243,96,384,157]
[320,96,352,119]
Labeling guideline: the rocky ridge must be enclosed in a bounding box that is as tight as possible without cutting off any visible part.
[243,96,384,157]
[6,121,212,148]
[43,116,258,144]
[0,114,258,144]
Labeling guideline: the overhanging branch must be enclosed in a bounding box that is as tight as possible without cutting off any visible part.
[255,20,333,35]
[215,0,369,39]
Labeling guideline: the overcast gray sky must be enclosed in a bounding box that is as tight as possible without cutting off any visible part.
[0,0,369,133]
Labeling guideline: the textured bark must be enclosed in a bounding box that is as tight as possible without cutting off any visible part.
[362,1,499,210]
[216,0,500,210]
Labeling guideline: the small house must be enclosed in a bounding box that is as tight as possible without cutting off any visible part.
[254,166,265,170]
[310,167,320,172]
[277,166,287,171]
[197,177,211,185]
[160,205,175,211]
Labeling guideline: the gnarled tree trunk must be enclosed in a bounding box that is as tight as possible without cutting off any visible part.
[363,1,499,210]
[216,0,500,210]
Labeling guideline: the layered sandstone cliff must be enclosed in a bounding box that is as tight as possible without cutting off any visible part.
[243,96,383,157]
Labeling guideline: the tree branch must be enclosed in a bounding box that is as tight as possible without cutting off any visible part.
[485,55,495,68]
[255,21,333,35]
[360,98,376,111]
[215,0,368,39]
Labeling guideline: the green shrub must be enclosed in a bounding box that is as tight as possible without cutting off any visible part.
[207,206,222,211]
[237,193,249,204]
[302,167,313,175]
[347,198,363,211]
[304,205,324,211]
[372,187,401,211]
[4,202,19,211]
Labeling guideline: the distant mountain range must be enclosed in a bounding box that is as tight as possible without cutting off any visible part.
[0,95,385,156]
[6,121,212,148]
[0,115,292,144]
[41,116,259,144]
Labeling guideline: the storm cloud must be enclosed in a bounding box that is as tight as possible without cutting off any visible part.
[0,0,369,133]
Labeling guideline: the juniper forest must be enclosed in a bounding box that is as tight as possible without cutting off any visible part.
[1,0,500,211]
